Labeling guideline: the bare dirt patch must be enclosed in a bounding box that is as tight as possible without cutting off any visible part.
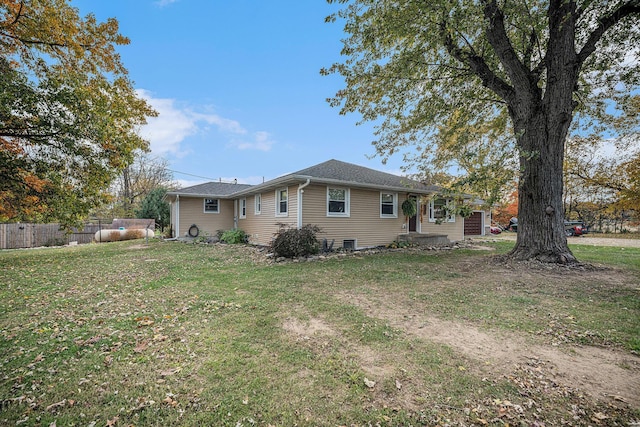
[126,243,150,250]
[338,291,640,408]
[282,316,337,339]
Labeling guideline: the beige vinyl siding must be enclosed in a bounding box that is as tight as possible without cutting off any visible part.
[175,197,235,237]
[420,216,464,241]
[301,185,407,248]
[239,186,298,246]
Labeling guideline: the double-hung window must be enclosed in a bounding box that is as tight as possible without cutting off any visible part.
[204,198,219,213]
[380,192,397,217]
[239,198,246,219]
[276,188,288,216]
[254,194,262,215]
[327,187,349,217]
[429,198,455,222]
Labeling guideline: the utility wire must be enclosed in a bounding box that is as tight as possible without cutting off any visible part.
[166,168,236,183]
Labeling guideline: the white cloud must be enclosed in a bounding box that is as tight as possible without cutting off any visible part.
[191,112,246,135]
[136,89,273,156]
[231,131,276,152]
[155,0,178,7]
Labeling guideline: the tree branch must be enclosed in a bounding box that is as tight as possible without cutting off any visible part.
[481,0,536,91]
[577,0,640,66]
[439,19,516,103]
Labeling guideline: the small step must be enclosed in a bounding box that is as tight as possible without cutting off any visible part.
[397,233,450,246]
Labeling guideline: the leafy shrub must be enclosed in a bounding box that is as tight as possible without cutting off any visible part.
[386,240,412,249]
[271,224,321,258]
[220,229,248,244]
[193,231,212,244]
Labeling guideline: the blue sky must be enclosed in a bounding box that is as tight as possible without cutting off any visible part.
[71,0,404,186]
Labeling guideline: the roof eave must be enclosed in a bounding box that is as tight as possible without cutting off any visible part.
[231,174,438,196]
[165,192,238,199]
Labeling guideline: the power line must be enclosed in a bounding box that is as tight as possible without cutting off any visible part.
[166,169,236,183]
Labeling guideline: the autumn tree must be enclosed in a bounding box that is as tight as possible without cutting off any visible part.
[325,0,640,263]
[0,0,156,225]
[112,152,177,217]
[565,135,640,229]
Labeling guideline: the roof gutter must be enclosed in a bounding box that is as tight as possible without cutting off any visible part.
[297,178,311,229]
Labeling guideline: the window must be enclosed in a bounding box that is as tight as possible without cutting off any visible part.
[254,194,262,215]
[204,198,219,213]
[239,198,246,219]
[380,192,397,217]
[343,239,356,250]
[429,198,455,223]
[276,188,288,216]
[327,187,349,216]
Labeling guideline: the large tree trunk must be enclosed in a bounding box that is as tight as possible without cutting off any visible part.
[509,110,576,263]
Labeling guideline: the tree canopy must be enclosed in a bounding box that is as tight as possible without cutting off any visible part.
[325,0,640,262]
[0,0,156,225]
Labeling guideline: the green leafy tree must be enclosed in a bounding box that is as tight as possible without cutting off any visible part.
[135,187,170,232]
[324,0,640,263]
[0,0,156,225]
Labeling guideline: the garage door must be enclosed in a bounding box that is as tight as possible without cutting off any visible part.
[464,211,483,236]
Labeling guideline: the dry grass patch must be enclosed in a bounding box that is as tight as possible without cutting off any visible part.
[1,239,638,426]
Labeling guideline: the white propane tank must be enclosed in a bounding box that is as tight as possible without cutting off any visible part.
[94,228,154,242]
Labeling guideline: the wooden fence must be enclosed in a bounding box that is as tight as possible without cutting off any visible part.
[0,219,155,250]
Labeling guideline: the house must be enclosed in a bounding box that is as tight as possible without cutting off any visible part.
[165,159,490,249]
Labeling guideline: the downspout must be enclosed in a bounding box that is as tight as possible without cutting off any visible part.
[234,199,238,229]
[297,179,311,229]
[175,195,180,238]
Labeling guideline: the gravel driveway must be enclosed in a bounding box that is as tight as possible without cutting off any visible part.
[487,234,640,248]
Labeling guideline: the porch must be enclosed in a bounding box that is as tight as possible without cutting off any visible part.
[397,232,450,246]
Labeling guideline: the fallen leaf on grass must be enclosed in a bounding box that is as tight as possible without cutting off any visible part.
[163,396,178,407]
[137,318,155,327]
[75,335,102,346]
[46,399,66,412]
[395,379,402,390]
[134,341,148,353]
[363,377,376,388]
[591,412,609,422]
[106,415,119,426]
[159,367,181,377]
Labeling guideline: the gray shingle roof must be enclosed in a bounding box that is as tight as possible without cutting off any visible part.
[167,181,253,198]
[168,159,440,198]
[288,159,437,192]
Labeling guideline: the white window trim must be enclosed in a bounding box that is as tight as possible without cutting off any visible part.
[380,192,398,218]
[326,187,350,217]
[203,198,220,214]
[275,188,288,217]
[239,198,247,219]
[254,194,261,215]
[428,198,456,223]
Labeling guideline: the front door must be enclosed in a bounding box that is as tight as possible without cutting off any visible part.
[408,196,418,232]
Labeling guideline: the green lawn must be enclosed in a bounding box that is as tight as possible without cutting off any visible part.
[1,239,638,426]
